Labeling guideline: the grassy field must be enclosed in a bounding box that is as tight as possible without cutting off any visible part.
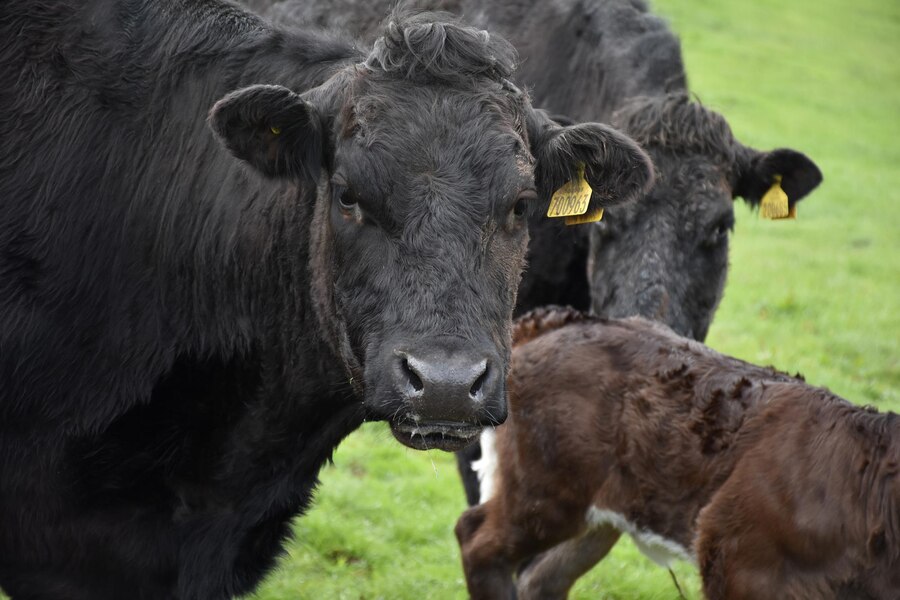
[250,0,900,599]
[1,1,894,599]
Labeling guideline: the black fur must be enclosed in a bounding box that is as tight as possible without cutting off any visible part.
[0,3,652,598]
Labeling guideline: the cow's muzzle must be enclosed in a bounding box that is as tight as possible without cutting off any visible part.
[367,336,507,452]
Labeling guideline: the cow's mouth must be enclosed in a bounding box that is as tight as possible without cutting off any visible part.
[390,420,483,452]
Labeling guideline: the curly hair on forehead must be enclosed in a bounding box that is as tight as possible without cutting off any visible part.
[612,93,738,165]
[364,8,518,86]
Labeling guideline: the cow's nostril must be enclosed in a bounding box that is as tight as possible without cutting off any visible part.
[401,357,424,392]
[386,342,504,426]
[469,365,488,399]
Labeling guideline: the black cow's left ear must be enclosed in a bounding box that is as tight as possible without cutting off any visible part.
[735,148,823,207]
[209,84,323,181]
[527,108,655,212]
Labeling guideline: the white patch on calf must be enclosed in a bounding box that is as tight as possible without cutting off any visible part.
[586,507,695,568]
[471,428,498,503]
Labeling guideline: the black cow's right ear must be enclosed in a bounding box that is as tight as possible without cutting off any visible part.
[527,108,655,211]
[735,147,823,208]
[209,84,323,181]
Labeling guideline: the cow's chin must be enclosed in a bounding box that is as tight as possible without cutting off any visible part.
[389,421,483,452]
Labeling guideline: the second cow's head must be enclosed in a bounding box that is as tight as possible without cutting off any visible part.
[209,12,653,451]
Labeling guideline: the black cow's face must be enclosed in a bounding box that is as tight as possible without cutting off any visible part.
[589,154,735,342]
[322,80,534,450]
[208,19,653,451]
[589,95,822,342]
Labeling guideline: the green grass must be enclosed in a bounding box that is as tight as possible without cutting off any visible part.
[251,1,900,599]
[2,1,895,599]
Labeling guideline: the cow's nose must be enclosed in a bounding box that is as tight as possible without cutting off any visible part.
[393,347,502,423]
[399,353,489,402]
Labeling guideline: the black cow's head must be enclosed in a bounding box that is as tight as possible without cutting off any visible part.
[587,93,822,341]
[208,12,653,451]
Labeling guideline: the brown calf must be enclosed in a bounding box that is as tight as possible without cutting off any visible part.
[455,308,900,599]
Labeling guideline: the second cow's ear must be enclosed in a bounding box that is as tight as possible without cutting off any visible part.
[527,108,655,211]
[735,147,823,207]
[209,84,323,182]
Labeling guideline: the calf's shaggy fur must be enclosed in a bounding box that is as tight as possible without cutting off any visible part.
[457,308,900,599]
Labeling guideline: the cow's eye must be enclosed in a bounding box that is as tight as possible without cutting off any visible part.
[512,190,536,219]
[338,188,357,211]
[332,178,358,213]
[703,217,734,248]
[709,226,727,244]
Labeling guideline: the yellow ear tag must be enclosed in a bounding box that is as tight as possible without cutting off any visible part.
[760,175,793,220]
[270,125,281,135]
[564,207,604,225]
[547,163,593,218]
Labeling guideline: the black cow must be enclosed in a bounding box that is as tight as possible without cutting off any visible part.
[0,3,653,599]
[496,0,822,342]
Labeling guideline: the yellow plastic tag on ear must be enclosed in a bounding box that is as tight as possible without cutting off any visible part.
[760,175,793,219]
[564,207,604,226]
[547,163,593,218]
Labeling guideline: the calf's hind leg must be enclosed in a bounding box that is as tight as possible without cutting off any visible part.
[516,525,622,600]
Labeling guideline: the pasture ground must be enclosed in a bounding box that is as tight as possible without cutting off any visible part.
[1,0,895,599]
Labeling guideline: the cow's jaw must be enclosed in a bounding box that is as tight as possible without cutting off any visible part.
[389,420,483,452]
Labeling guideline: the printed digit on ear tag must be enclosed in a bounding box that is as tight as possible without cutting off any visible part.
[547,163,593,218]
[760,175,793,220]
